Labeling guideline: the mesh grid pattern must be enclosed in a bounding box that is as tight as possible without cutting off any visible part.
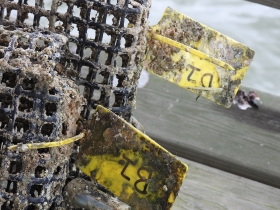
[1,0,151,120]
[0,0,151,209]
[64,0,150,120]
[0,27,85,209]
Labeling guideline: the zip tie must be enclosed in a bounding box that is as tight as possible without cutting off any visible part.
[147,32,235,71]
[8,132,85,152]
[185,87,223,91]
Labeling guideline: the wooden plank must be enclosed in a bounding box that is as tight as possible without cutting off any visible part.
[173,157,280,210]
[134,74,280,188]
[246,0,280,10]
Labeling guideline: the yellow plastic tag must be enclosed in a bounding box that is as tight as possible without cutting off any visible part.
[75,105,188,210]
[144,7,255,107]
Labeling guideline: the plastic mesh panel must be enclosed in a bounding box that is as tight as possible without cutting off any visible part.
[63,0,151,120]
[0,0,151,120]
[0,0,151,209]
[0,27,85,209]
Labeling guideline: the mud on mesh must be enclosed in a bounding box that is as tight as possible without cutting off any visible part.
[0,27,85,209]
[0,0,151,120]
[0,0,151,209]
[64,0,150,120]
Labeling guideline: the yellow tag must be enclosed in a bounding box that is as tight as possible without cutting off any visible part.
[144,7,255,107]
[75,105,188,210]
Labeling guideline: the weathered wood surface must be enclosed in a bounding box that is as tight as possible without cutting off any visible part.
[173,157,280,210]
[246,0,280,10]
[134,74,280,188]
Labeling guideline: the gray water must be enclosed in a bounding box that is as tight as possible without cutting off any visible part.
[149,0,280,97]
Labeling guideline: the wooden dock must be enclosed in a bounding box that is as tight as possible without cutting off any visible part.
[133,74,280,209]
[174,158,280,210]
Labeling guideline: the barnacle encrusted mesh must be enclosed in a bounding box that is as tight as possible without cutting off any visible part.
[1,0,151,120]
[0,27,85,209]
[0,0,151,118]
[0,0,151,209]
[59,0,151,121]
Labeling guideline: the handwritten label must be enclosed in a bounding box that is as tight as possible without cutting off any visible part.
[121,154,153,194]
[187,64,213,87]
[76,105,188,209]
